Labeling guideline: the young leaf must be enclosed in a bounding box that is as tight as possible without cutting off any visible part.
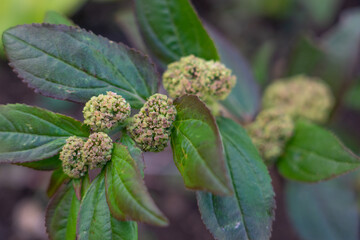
[119,133,145,177]
[286,179,359,240]
[171,95,233,195]
[44,11,75,26]
[3,24,158,109]
[277,120,360,182]
[78,171,138,240]
[45,181,80,240]
[16,155,62,170]
[207,27,260,122]
[105,143,168,226]
[0,104,89,163]
[47,168,69,198]
[135,0,219,64]
[197,117,275,240]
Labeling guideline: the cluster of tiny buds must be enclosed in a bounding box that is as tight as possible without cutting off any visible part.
[59,136,87,179]
[59,133,113,178]
[162,55,236,103]
[128,94,177,152]
[83,91,131,131]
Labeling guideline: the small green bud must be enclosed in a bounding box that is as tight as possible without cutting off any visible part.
[262,75,334,123]
[162,55,236,102]
[82,132,113,169]
[247,109,294,162]
[60,136,87,178]
[83,91,131,131]
[127,94,177,152]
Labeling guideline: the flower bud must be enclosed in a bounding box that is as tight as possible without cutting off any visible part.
[60,136,87,178]
[262,75,334,123]
[83,91,131,131]
[82,132,113,169]
[162,55,236,102]
[247,109,294,162]
[128,94,177,152]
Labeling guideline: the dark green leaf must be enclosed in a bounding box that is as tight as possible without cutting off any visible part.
[135,0,219,64]
[286,179,359,240]
[119,133,145,177]
[45,181,80,240]
[3,24,158,109]
[287,36,324,76]
[299,0,340,26]
[207,27,260,122]
[44,11,75,26]
[197,117,275,240]
[171,95,232,195]
[105,143,168,226]
[344,79,360,110]
[78,171,138,240]
[0,104,89,163]
[16,154,62,170]
[47,168,69,198]
[278,120,360,182]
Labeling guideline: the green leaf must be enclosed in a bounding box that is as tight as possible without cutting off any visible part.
[3,24,158,109]
[344,80,360,110]
[45,181,80,240]
[278,120,360,182]
[286,179,359,240]
[197,117,275,240]
[135,0,219,64]
[287,36,324,76]
[299,0,340,26]
[0,104,89,163]
[119,133,145,177]
[252,41,274,86]
[105,143,168,226]
[16,154,62,170]
[47,168,69,198]
[44,11,75,26]
[206,28,260,122]
[171,95,232,195]
[78,171,138,240]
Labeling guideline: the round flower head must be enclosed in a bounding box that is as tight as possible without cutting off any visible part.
[60,136,87,178]
[247,109,294,163]
[262,75,334,123]
[83,91,131,131]
[162,55,236,102]
[82,132,113,169]
[128,94,177,152]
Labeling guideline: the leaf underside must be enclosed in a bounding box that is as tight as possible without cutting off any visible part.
[277,120,360,182]
[197,117,275,240]
[3,24,159,109]
[171,95,232,195]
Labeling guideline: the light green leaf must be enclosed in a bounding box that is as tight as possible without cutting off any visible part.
[119,133,145,177]
[105,143,168,226]
[45,181,80,240]
[286,178,359,240]
[78,171,138,240]
[197,117,275,240]
[3,24,158,109]
[278,120,360,182]
[171,95,232,195]
[135,0,219,64]
[0,104,89,163]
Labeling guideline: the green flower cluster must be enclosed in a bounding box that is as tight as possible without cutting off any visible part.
[162,55,236,102]
[262,75,334,123]
[83,91,131,131]
[59,136,87,178]
[247,109,294,162]
[128,94,177,152]
[82,132,113,169]
[59,132,113,178]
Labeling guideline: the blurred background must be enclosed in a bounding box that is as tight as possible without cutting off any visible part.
[1,0,360,239]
